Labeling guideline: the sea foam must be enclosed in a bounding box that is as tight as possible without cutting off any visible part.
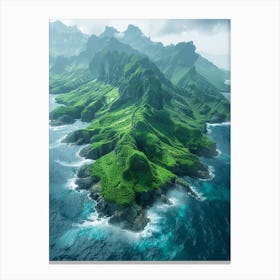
[199,165,215,182]
[207,121,230,127]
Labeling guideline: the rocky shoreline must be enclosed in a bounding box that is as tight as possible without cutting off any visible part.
[49,111,220,232]
[59,126,216,232]
[74,163,205,232]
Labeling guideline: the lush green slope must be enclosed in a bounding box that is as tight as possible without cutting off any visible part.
[50,24,229,95]
[153,41,229,92]
[194,56,230,92]
[49,69,95,94]
[50,51,229,206]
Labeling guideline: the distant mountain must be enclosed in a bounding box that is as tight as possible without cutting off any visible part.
[50,23,229,92]
[50,35,138,74]
[100,24,165,61]
[49,20,89,57]
[154,41,229,92]
[99,24,229,92]
[99,26,119,39]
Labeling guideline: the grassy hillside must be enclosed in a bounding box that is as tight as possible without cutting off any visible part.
[195,56,230,92]
[50,51,230,206]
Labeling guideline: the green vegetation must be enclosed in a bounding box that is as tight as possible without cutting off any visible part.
[50,50,230,206]
[194,56,230,92]
[50,69,95,94]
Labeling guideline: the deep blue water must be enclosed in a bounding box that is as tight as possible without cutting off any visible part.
[49,95,230,261]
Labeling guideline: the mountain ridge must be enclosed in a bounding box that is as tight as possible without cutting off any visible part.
[49,22,230,231]
[97,24,229,91]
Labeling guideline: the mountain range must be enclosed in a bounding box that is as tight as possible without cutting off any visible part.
[49,20,230,231]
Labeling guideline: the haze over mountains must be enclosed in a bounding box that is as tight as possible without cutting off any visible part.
[50,21,229,92]
[50,20,89,57]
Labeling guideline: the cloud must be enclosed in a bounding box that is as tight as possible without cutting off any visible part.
[157,19,230,36]
[58,19,230,55]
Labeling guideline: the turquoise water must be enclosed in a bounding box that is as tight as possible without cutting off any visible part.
[49,95,230,261]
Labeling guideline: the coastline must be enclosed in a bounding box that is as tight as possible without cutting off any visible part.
[50,93,229,232]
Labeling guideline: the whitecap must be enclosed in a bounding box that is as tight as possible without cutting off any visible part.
[78,212,110,228]
[75,146,86,157]
[183,184,206,201]
[133,210,162,239]
[207,121,230,128]
[199,165,215,182]
[215,149,222,157]
[67,177,78,190]
[55,158,93,168]
[168,197,179,205]
[191,188,206,201]
[154,203,170,211]
[49,124,68,131]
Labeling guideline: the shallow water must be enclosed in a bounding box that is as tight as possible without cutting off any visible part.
[49,94,230,261]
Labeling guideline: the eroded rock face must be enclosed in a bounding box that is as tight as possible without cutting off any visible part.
[193,143,218,157]
[135,190,157,207]
[63,130,92,145]
[75,176,99,190]
[75,164,99,190]
[93,195,150,232]
[50,115,75,126]
[77,164,92,178]
[195,162,212,180]
[95,199,120,217]
[108,204,150,232]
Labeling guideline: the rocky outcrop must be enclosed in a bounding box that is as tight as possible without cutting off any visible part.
[172,160,211,180]
[75,176,99,190]
[176,178,201,200]
[79,139,117,160]
[135,180,174,207]
[194,143,218,157]
[195,162,212,180]
[108,204,150,232]
[85,176,175,231]
[50,115,75,126]
[63,129,93,145]
[77,164,92,178]
[95,197,150,232]
[75,164,99,190]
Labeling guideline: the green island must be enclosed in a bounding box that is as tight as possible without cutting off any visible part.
[49,23,230,231]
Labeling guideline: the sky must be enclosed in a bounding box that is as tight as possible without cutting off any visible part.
[57,19,230,69]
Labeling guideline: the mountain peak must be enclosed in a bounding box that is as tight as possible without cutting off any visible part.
[50,20,82,34]
[125,24,143,35]
[50,20,65,27]
[50,20,68,31]
[175,41,196,51]
[100,26,119,38]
